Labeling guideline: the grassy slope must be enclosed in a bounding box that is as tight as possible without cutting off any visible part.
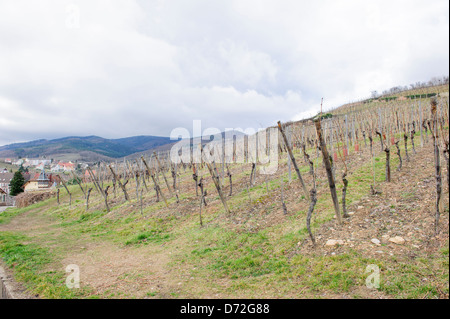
[0,124,448,299]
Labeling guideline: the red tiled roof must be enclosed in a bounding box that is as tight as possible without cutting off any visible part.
[57,162,75,169]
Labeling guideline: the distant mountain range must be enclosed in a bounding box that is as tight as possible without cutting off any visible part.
[0,131,248,162]
[0,135,178,162]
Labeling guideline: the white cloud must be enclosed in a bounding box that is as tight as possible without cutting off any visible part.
[0,0,448,146]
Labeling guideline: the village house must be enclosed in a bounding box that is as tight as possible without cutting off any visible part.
[35,162,47,171]
[22,158,52,167]
[13,159,24,166]
[50,164,61,172]
[0,188,15,206]
[23,170,60,192]
[0,188,6,203]
[9,158,52,170]
[22,173,41,192]
[62,161,75,171]
[0,172,15,194]
[0,188,11,205]
[50,161,75,172]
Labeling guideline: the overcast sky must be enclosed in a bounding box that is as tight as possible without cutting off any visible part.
[0,0,448,146]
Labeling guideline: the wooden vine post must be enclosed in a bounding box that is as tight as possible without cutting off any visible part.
[334,117,352,218]
[437,98,449,194]
[58,175,72,208]
[171,163,180,203]
[419,101,424,147]
[226,164,233,197]
[306,157,317,245]
[87,167,110,212]
[108,165,129,201]
[88,168,100,194]
[153,151,173,196]
[429,99,442,234]
[103,185,111,212]
[86,187,93,210]
[394,141,402,171]
[141,156,168,208]
[134,170,141,201]
[205,161,231,214]
[314,116,342,225]
[345,115,349,159]
[192,164,199,197]
[404,123,410,162]
[277,121,310,201]
[376,131,391,183]
[198,177,205,226]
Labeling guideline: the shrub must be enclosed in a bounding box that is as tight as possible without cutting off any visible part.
[9,171,25,196]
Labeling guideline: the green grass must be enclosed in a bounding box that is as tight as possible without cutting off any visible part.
[125,229,170,245]
[380,256,449,298]
[0,207,25,225]
[0,126,447,299]
[0,199,53,224]
[0,232,89,298]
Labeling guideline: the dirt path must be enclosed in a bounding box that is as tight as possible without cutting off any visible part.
[0,203,189,298]
[0,207,60,235]
[59,241,184,298]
